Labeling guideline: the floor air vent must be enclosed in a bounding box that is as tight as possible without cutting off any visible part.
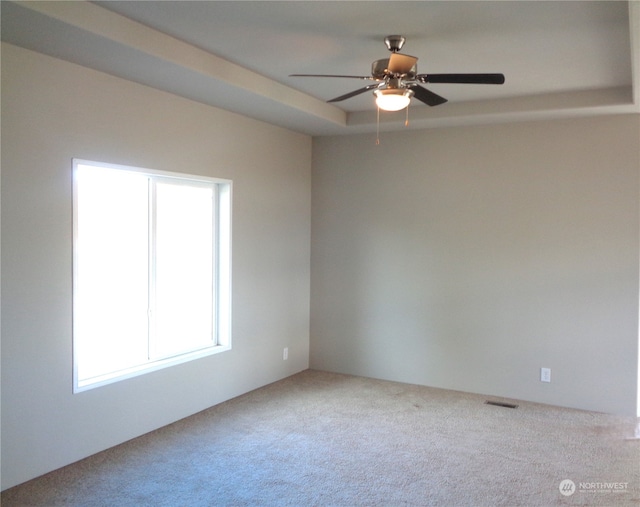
[485,400,518,409]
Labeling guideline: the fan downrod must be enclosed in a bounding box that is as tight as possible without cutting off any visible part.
[384,35,405,53]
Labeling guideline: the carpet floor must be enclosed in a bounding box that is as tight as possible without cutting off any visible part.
[2,369,639,506]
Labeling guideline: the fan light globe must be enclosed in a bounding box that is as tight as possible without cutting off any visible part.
[374,89,413,111]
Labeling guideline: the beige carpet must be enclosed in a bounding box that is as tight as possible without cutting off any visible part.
[2,369,639,506]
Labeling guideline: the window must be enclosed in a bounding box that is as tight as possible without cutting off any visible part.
[72,159,231,392]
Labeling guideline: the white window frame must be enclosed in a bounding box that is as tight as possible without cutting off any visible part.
[72,159,232,393]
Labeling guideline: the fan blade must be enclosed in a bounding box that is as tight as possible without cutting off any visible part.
[407,84,448,106]
[290,74,374,80]
[327,83,381,102]
[418,73,505,85]
[388,53,418,75]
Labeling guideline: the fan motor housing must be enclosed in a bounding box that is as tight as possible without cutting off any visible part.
[372,58,417,80]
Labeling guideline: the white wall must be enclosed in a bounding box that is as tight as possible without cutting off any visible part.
[1,43,311,490]
[311,115,640,416]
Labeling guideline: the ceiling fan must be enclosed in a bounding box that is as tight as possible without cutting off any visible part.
[291,35,505,111]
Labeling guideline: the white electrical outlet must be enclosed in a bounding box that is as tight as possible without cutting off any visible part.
[540,367,551,383]
[283,347,288,360]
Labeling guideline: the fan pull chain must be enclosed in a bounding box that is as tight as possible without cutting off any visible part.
[405,106,409,126]
[376,106,380,145]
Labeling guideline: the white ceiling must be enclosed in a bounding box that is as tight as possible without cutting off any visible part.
[2,1,639,136]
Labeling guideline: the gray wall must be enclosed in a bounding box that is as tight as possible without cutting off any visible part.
[1,43,311,489]
[311,116,640,416]
[3,38,640,492]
